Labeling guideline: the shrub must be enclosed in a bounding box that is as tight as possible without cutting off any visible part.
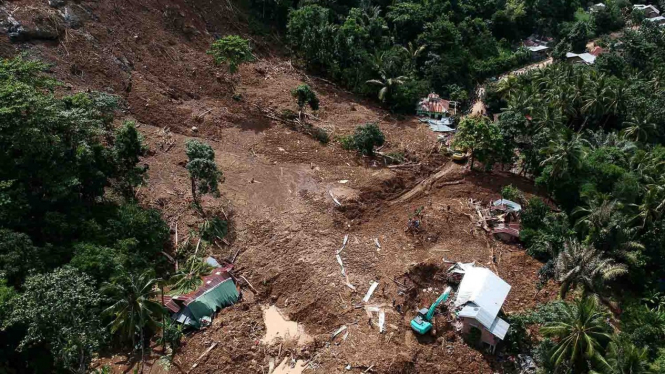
[291,84,320,113]
[351,123,385,156]
[501,184,525,204]
[338,135,355,150]
[207,35,254,73]
[311,127,330,144]
[200,217,228,243]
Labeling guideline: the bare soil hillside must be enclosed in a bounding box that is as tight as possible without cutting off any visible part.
[0,0,555,372]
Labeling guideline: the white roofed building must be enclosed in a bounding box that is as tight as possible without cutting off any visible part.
[455,266,511,352]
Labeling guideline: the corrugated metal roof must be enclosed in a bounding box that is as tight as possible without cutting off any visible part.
[634,4,660,14]
[488,317,510,339]
[566,52,596,64]
[164,264,234,313]
[454,267,511,331]
[526,45,548,52]
[418,93,451,114]
[492,199,522,212]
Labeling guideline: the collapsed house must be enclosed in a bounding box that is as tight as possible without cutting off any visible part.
[525,45,549,60]
[454,266,511,353]
[163,262,240,329]
[491,199,522,242]
[634,4,660,18]
[417,93,456,119]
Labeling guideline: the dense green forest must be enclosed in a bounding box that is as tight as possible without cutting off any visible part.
[252,0,627,111]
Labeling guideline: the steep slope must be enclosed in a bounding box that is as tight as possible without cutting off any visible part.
[0,1,554,372]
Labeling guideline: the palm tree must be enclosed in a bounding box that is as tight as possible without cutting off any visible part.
[540,132,587,181]
[630,183,665,229]
[169,255,213,294]
[621,113,657,142]
[593,335,650,374]
[541,297,612,372]
[401,42,426,72]
[555,239,628,299]
[366,72,407,102]
[103,270,165,372]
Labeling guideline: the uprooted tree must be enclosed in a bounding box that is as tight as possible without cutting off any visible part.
[185,140,222,206]
[291,84,319,120]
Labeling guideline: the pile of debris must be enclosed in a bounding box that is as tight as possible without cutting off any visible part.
[469,198,522,242]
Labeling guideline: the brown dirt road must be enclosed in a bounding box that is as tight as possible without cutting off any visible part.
[0,0,556,372]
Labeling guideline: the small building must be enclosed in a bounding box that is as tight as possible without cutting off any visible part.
[645,15,665,25]
[634,4,660,18]
[163,264,240,329]
[417,93,455,119]
[491,199,522,242]
[566,52,597,65]
[525,45,549,60]
[590,3,606,12]
[455,266,511,353]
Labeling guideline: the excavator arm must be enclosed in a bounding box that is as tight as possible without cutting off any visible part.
[425,286,452,321]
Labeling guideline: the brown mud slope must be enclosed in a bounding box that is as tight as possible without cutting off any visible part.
[0,1,555,373]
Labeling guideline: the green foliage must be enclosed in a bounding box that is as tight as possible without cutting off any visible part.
[291,84,320,112]
[501,185,524,204]
[338,135,355,150]
[206,35,254,73]
[4,267,106,373]
[200,216,228,243]
[113,121,148,198]
[102,269,165,347]
[169,256,213,294]
[540,297,612,372]
[185,140,222,204]
[351,123,385,156]
[0,56,169,372]
[157,318,183,352]
[453,116,506,170]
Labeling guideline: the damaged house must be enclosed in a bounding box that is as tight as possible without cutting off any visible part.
[417,93,456,119]
[454,266,511,353]
[163,263,240,329]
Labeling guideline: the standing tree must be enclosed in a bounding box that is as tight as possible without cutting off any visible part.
[352,123,385,156]
[103,269,164,372]
[555,239,627,299]
[207,35,254,74]
[3,267,106,374]
[540,297,612,372]
[113,121,148,199]
[453,116,505,170]
[366,72,407,103]
[185,140,222,206]
[291,84,319,120]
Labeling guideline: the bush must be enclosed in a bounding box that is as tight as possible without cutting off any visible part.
[200,217,228,243]
[338,135,355,150]
[501,184,525,204]
[207,35,254,73]
[351,123,385,156]
[311,127,330,144]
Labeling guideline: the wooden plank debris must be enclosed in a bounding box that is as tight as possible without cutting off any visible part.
[362,282,379,303]
[189,342,217,371]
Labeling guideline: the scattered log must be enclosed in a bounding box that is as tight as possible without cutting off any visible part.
[189,342,217,371]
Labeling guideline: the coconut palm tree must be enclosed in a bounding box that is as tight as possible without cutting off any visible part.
[540,132,587,181]
[169,255,213,294]
[366,72,407,102]
[541,297,612,372]
[593,335,650,374]
[103,269,165,372]
[555,239,628,299]
[622,113,657,142]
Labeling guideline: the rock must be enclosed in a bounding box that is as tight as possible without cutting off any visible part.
[191,126,198,132]
[62,6,81,28]
[6,9,64,42]
[48,0,66,7]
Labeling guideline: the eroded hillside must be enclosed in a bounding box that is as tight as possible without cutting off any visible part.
[0,1,554,372]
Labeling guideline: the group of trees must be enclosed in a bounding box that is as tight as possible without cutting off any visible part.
[0,56,225,373]
[480,20,665,372]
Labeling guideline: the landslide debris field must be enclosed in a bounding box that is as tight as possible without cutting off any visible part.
[1,0,556,372]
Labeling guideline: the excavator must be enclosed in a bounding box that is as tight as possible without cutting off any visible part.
[410,286,452,335]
